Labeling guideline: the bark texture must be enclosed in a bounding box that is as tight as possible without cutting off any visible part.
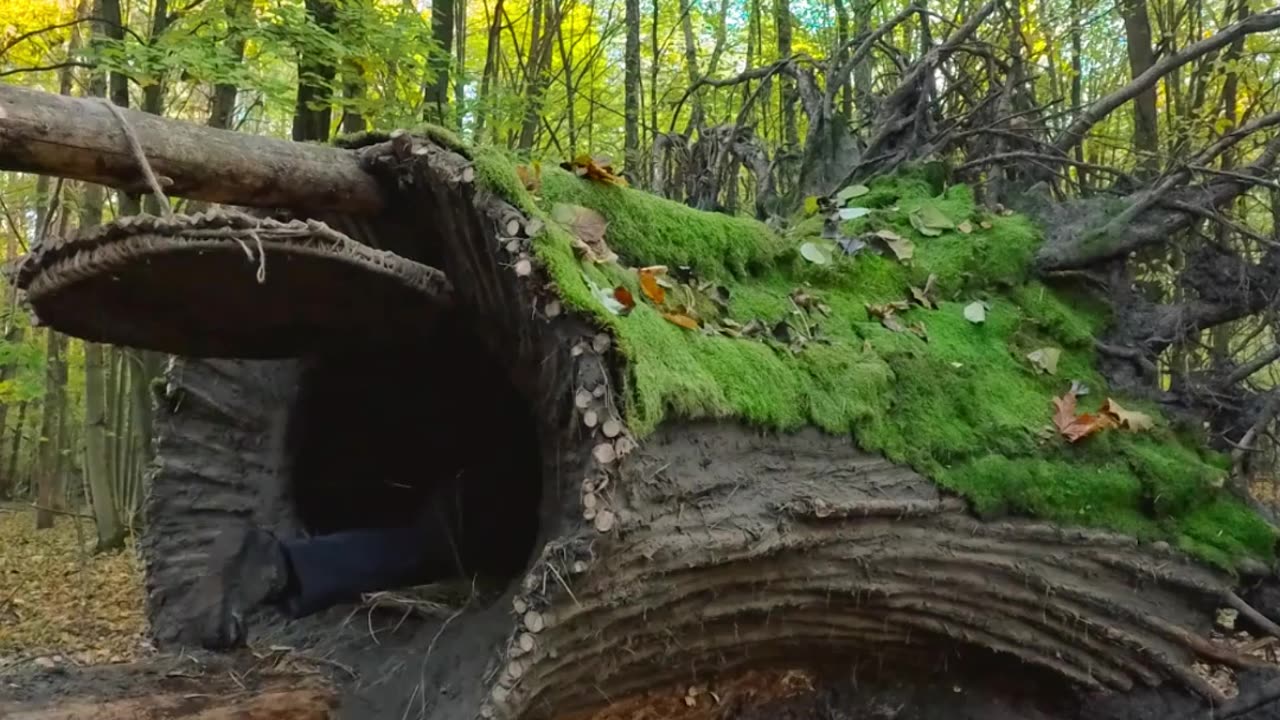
[0,657,338,719]
[0,84,383,213]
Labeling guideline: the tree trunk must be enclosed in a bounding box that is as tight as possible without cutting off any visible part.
[1120,0,1159,176]
[110,349,127,506]
[208,0,250,130]
[679,0,703,135]
[34,329,66,530]
[293,0,338,143]
[476,0,504,138]
[1070,0,1086,188]
[0,84,384,213]
[454,0,467,120]
[84,342,124,550]
[774,0,798,150]
[8,401,27,494]
[141,0,171,118]
[623,0,641,173]
[832,0,852,120]
[424,0,455,124]
[129,350,158,478]
[517,0,557,150]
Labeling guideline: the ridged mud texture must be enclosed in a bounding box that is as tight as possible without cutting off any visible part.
[492,424,1271,718]
[144,358,301,645]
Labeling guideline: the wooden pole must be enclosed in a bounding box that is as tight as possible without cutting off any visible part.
[0,84,385,214]
[2,684,338,719]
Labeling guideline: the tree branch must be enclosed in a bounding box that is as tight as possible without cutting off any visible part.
[1053,10,1280,154]
[1037,131,1280,270]
[0,83,384,213]
[824,3,922,106]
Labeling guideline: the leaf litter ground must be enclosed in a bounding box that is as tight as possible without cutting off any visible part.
[0,507,148,672]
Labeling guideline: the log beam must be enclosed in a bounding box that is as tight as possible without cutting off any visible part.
[0,84,384,214]
[2,686,338,720]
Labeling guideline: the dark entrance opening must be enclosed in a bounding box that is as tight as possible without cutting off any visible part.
[282,316,543,590]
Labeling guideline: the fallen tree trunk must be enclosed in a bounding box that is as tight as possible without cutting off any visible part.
[4,88,1280,719]
[0,657,338,719]
[0,84,383,214]
[4,687,336,720]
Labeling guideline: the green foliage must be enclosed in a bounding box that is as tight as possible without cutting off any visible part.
[473,158,1275,569]
[0,328,45,405]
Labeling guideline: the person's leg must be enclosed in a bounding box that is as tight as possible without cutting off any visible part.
[278,524,451,617]
[196,511,463,648]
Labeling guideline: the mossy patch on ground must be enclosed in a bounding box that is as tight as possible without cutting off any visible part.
[471,148,1276,571]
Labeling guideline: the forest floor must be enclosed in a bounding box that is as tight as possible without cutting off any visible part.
[2,499,1280,716]
[0,504,149,674]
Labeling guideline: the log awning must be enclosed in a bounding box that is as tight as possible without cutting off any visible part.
[11,210,453,358]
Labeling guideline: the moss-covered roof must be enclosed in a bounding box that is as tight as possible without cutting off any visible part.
[473,147,1276,571]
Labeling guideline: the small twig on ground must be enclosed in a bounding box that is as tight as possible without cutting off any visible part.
[1226,592,1280,642]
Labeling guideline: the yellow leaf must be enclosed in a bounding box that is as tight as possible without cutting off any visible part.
[1102,398,1155,432]
[663,313,699,330]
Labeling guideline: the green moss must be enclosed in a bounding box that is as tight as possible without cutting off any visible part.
[1177,499,1278,570]
[539,168,786,279]
[466,154,1276,570]
[939,456,1160,538]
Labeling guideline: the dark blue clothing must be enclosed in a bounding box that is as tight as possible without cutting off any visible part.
[278,510,462,617]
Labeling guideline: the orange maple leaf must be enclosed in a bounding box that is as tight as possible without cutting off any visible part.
[613,286,636,312]
[1052,390,1117,442]
[639,269,665,305]
[663,313,699,330]
[563,154,628,186]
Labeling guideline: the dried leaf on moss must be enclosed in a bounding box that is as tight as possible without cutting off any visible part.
[910,274,938,309]
[1027,347,1061,375]
[1102,398,1155,432]
[613,286,636,313]
[870,229,913,261]
[1052,389,1116,442]
[866,301,912,334]
[909,203,954,237]
[516,162,542,194]
[551,203,616,263]
[562,153,627,185]
[639,269,665,305]
[663,313,700,330]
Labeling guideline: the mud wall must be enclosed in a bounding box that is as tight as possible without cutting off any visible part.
[142,357,302,645]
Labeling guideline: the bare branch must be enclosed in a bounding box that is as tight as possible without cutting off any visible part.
[1037,131,1280,270]
[1053,10,1280,154]
[824,4,922,106]
[0,61,96,78]
[956,151,1138,184]
[1226,346,1280,387]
